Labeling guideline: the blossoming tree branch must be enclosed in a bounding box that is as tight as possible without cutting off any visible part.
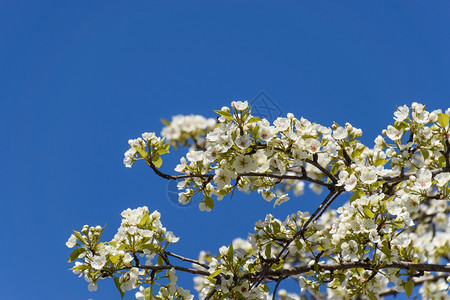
[67,101,450,299]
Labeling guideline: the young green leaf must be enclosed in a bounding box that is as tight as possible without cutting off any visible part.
[363,207,375,219]
[214,110,233,121]
[114,277,125,298]
[247,116,261,124]
[405,279,414,297]
[205,196,214,209]
[68,247,86,263]
[152,155,163,168]
[72,230,87,245]
[438,113,449,128]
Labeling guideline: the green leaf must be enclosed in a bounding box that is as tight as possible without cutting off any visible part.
[214,110,233,121]
[363,207,375,219]
[438,155,446,168]
[109,254,121,264]
[72,230,87,245]
[155,148,169,155]
[272,221,280,234]
[265,244,271,260]
[70,264,89,272]
[351,146,366,159]
[114,277,125,298]
[117,244,128,251]
[330,163,341,175]
[68,247,86,263]
[204,196,214,209]
[375,158,389,166]
[313,262,319,273]
[438,113,449,128]
[420,149,429,161]
[135,146,148,158]
[158,255,164,266]
[227,243,234,262]
[247,116,261,124]
[152,155,163,168]
[259,284,269,294]
[349,190,363,203]
[160,118,171,127]
[139,214,150,228]
[405,279,414,297]
[272,259,285,270]
[208,269,222,279]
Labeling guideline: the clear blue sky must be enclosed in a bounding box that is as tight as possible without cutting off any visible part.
[1,1,449,299]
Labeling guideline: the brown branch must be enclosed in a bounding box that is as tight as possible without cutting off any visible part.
[256,261,450,278]
[272,277,284,300]
[146,157,333,188]
[165,251,210,270]
[380,167,448,184]
[239,172,333,189]
[146,158,213,180]
[121,264,210,276]
[251,190,343,289]
[305,158,338,184]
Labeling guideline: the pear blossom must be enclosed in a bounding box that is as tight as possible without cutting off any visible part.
[91,254,106,270]
[232,154,255,173]
[435,172,450,187]
[386,125,403,141]
[394,105,409,121]
[232,100,248,110]
[333,126,348,140]
[66,234,77,248]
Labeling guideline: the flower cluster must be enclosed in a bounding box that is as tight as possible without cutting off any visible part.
[161,114,216,150]
[66,207,192,299]
[69,101,450,299]
[123,132,170,168]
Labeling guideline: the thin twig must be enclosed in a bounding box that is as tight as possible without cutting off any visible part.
[165,251,210,269]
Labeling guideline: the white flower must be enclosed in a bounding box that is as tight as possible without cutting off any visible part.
[369,229,381,244]
[91,255,106,270]
[386,125,403,141]
[232,100,248,110]
[305,138,321,153]
[120,267,139,291]
[274,194,290,207]
[333,126,348,140]
[198,201,212,212]
[415,169,432,190]
[360,168,377,185]
[165,231,180,243]
[273,117,290,131]
[88,282,98,292]
[135,286,147,300]
[258,120,276,141]
[204,146,219,163]
[232,154,255,173]
[413,109,430,124]
[258,189,275,202]
[186,151,204,162]
[142,132,157,142]
[344,174,358,191]
[174,157,187,172]
[435,172,450,187]
[177,287,193,300]
[235,134,252,149]
[214,168,236,189]
[394,105,409,121]
[66,234,77,248]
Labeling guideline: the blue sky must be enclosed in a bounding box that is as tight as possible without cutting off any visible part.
[1,1,450,299]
